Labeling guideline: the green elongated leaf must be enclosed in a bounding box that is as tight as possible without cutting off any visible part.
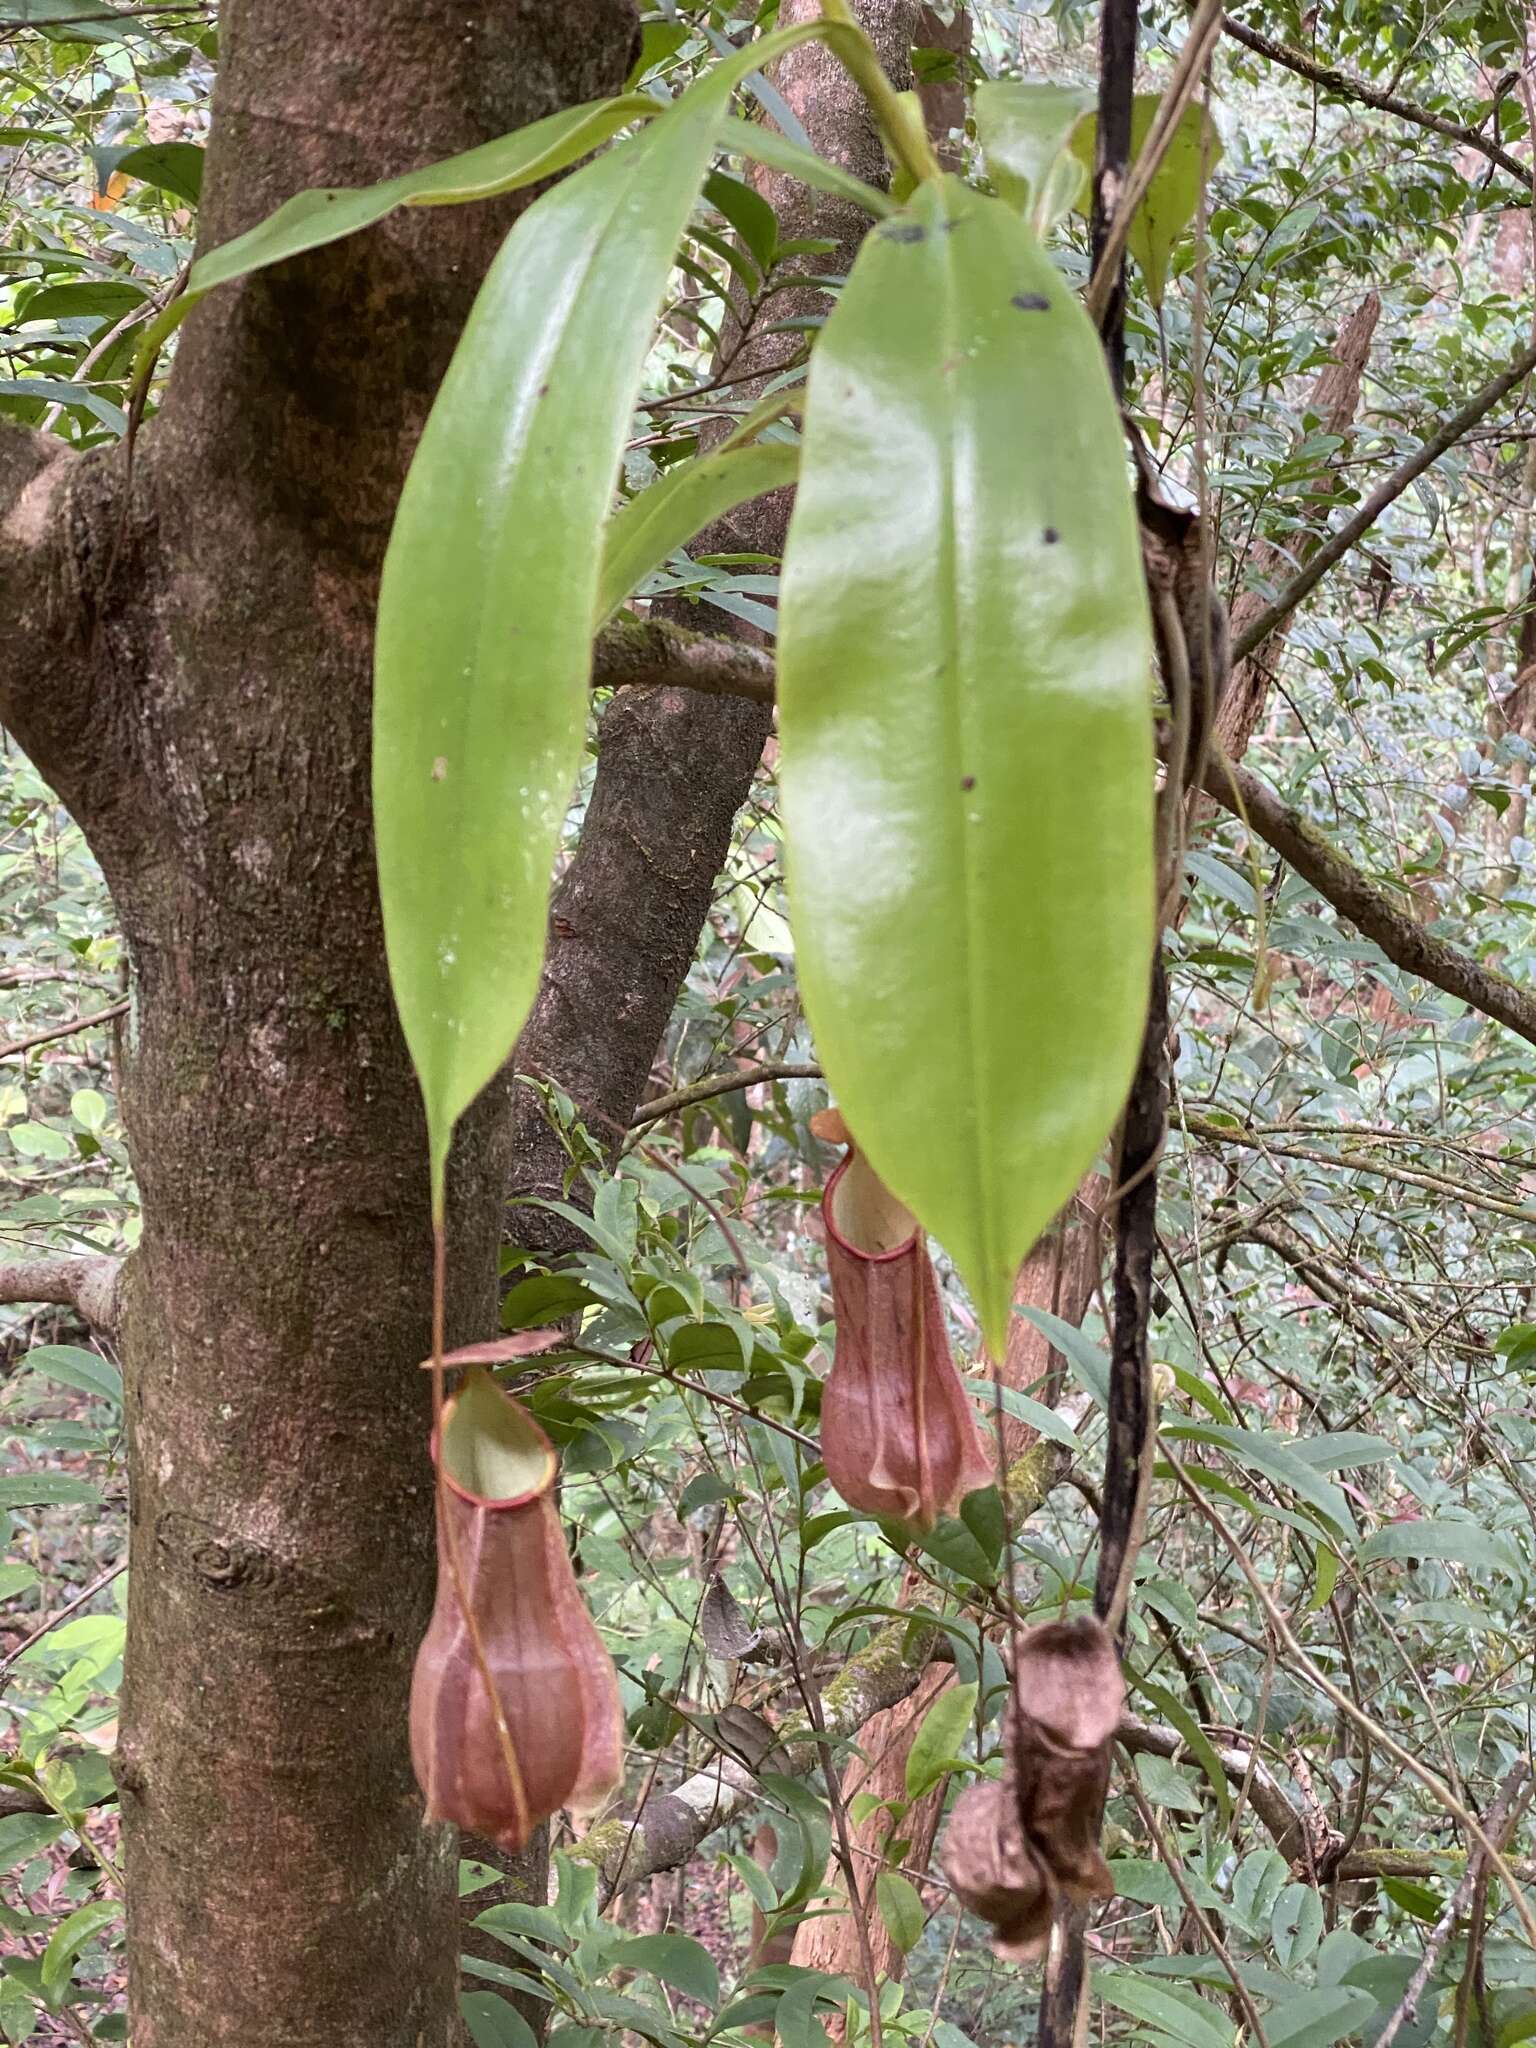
[1069,95,1224,308]
[0,1473,102,1511]
[778,178,1153,1351]
[1095,1970,1235,2048]
[973,80,1093,232]
[1161,1423,1355,1540]
[874,1870,926,1952]
[93,140,204,205]
[22,1344,121,1406]
[1131,1676,1232,1826]
[462,1993,541,2048]
[1016,1308,1111,1407]
[135,94,662,367]
[722,115,893,220]
[1286,1431,1395,1472]
[608,1933,720,2010]
[0,378,126,434]
[904,1680,977,1798]
[40,1898,119,2005]
[20,280,147,323]
[374,27,827,1193]
[1265,1986,1377,2048]
[982,1382,1084,1450]
[703,168,779,274]
[596,438,799,627]
[1358,1518,1526,1579]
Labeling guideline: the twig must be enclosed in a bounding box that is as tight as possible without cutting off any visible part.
[1232,330,1536,662]
[1096,960,1167,1639]
[1192,748,1536,1050]
[1085,0,1226,332]
[1123,1768,1272,2048]
[1162,1445,1536,1949]
[0,1000,127,1061]
[1373,1764,1532,2048]
[629,1061,823,1126]
[562,1341,821,1455]
[1222,16,1531,188]
[0,1559,126,1678]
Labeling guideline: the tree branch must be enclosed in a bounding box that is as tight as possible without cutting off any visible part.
[0,424,83,759]
[1222,17,1531,189]
[1232,329,1536,664]
[0,1001,129,1063]
[629,1060,824,1127]
[1198,751,1536,1049]
[570,1615,943,1891]
[0,1255,123,1337]
[592,618,777,707]
[595,627,1536,1059]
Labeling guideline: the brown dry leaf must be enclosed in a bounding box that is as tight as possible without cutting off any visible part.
[939,1617,1124,1961]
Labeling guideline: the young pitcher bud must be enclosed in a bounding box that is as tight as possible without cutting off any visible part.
[818,1140,992,1534]
[410,1365,623,1850]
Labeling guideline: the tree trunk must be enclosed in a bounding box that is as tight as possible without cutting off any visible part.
[1,4,640,2040]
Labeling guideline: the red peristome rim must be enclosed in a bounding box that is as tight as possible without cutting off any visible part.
[822,1149,921,1265]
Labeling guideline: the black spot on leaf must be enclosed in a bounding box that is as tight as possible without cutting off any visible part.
[882,222,927,244]
[1012,291,1050,312]
[1042,527,1060,544]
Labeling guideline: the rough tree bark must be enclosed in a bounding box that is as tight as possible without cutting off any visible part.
[1,4,643,2041]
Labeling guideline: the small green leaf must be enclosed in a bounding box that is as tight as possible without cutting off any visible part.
[500,1273,597,1330]
[777,178,1153,1351]
[973,80,1093,231]
[608,1933,720,2010]
[904,1680,977,1799]
[0,1813,65,1876]
[1069,94,1224,307]
[597,438,799,626]
[69,1089,108,1132]
[1271,1880,1324,1967]
[1135,1751,1203,1814]
[1266,1986,1378,2048]
[1382,1876,1444,1923]
[1230,1847,1288,1934]
[703,168,778,274]
[874,1870,926,1952]
[462,1993,541,2048]
[722,1847,778,1915]
[93,140,204,205]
